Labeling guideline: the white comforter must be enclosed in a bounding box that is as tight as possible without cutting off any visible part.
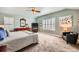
[0,31,38,52]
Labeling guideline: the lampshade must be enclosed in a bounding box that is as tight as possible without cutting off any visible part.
[60,23,72,27]
[0,25,4,28]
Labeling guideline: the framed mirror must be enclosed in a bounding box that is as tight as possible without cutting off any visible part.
[20,18,26,27]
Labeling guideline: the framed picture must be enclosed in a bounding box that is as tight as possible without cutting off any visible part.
[59,15,72,27]
[59,15,72,32]
[20,18,26,27]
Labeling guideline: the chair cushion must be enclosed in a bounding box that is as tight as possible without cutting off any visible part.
[66,33,78,44]
[62,32,70,36]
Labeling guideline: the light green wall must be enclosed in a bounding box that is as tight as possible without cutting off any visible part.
[36,9,79,35]
[0,13,36,30]
[0,15,4,25]
[0,11,36,29]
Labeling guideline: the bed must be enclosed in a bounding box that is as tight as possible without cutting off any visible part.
[0,31,38,52]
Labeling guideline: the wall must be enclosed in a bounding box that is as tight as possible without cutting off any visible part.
[76,11,79,33]
[0,15,4,25]
[36,9,79,35]
[0,13,36,30]
[0,13,14,30]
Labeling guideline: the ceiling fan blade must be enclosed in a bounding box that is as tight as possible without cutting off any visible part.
[25,7,41,14]
[35,10,40,12]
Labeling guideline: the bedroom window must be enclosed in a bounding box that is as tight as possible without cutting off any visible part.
[42,18,55,31]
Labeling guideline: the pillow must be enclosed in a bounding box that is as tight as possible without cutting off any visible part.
[6,29,11,36]
[0,28,7,41]
[4,28,10,37]
[5,30,9,37]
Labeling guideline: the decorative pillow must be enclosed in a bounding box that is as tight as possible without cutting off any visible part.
[0,27,7,41]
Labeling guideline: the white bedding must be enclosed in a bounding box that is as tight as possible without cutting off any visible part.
[0,31,38,52]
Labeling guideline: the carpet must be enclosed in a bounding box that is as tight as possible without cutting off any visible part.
[18,32,79,52]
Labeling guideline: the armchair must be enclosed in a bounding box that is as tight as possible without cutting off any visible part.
[62,32,78,44]
[66,33,78,44]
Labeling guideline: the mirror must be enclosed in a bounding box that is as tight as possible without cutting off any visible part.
[20,18,26,27]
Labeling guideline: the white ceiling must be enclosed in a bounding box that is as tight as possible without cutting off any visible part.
[0,7,78,18]
[0,7,66,18]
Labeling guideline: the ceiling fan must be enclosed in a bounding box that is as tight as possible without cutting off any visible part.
[25,7,40,14]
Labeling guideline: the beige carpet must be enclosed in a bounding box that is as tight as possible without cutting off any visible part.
[18,32,79,52]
